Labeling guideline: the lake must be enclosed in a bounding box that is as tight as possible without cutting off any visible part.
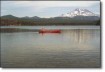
[1,26,101,68]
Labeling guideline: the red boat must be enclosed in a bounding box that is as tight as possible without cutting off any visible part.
[39,28,61,33]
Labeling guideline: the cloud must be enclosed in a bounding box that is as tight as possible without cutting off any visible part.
[2,1,99,8]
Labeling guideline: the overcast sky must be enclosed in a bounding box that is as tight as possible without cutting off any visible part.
[1,1,100,18]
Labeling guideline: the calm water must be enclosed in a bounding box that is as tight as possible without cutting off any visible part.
[1,26,101,68]
[1,26,100,29]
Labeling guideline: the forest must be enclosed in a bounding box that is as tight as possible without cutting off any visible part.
[1,15,100,26]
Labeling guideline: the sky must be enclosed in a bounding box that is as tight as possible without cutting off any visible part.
[1,1,100,18]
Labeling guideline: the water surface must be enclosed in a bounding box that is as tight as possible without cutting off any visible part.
[1,26,101,68]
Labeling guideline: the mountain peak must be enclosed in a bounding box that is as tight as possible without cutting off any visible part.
[1,15,18,19]
[2,15,15,17]
[32,16,40,18]
[75,8,82,11]
[60,8,97,17]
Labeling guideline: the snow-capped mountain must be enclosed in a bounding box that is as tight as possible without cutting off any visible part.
[60,8,98,18]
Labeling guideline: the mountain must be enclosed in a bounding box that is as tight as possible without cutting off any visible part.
[60,8,98,18]
[21,16,30,19]
[1,15,18,19]
[1,15,40,20]
[31,16,40,19]
[1,9,100,26]
[1,9,99,20]
[21,16,40,19]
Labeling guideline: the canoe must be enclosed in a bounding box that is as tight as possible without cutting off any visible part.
[39,29,61,33]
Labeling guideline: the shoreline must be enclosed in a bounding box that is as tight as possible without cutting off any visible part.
[1,28,39,33]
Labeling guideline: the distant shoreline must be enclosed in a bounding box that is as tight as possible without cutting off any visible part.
[1,26,100,33]
[1,28,39,33]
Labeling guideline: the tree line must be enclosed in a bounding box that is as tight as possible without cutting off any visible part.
[1,17,100,26]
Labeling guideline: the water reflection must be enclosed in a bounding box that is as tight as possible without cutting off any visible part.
[1,29,100,68]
